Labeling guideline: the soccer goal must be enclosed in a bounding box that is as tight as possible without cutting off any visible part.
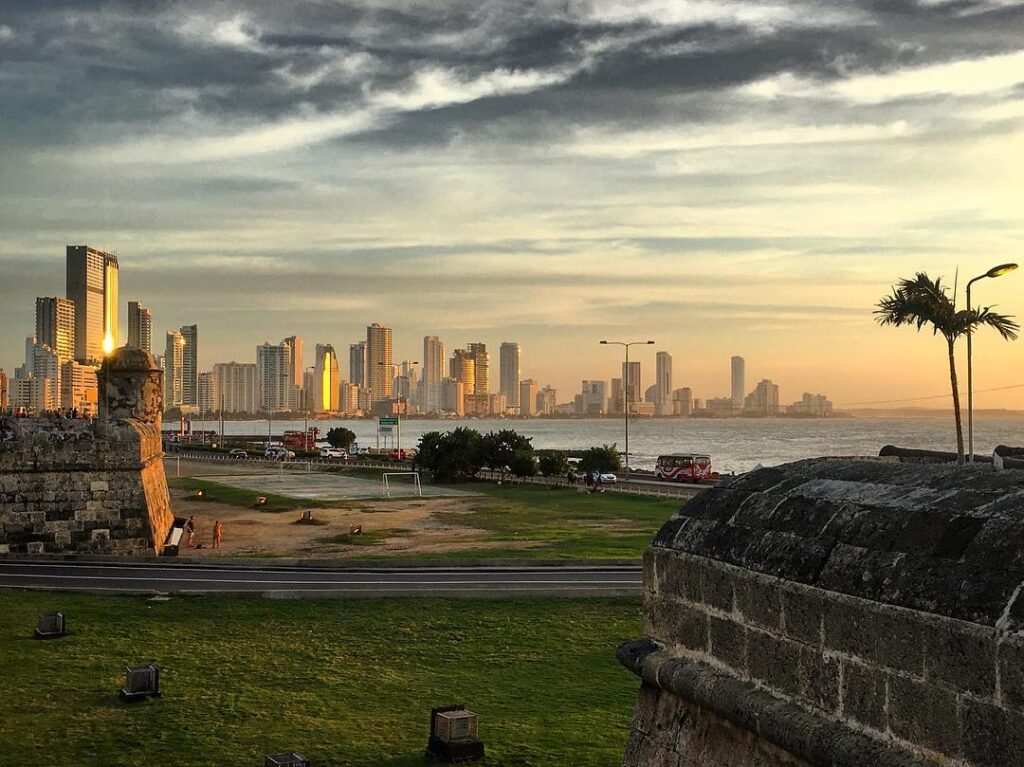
[382,471,423,498]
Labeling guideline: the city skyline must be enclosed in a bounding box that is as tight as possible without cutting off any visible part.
[1,2,1023,408]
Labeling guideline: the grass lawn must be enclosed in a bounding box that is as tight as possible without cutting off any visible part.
[0,590,641,767]
[169,476,327,513]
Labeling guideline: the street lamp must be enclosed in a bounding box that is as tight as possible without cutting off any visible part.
[966,262,1018,462]
[379,360,419,458]
[600,340,654,472]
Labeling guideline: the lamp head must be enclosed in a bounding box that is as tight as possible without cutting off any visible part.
[646,340,655,344]
[599,340,608,345]
[987,263,1019,279]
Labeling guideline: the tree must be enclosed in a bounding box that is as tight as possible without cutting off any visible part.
[538,451,570,477]
[416,427,485,482]
[509,447,538,478]
[875,272,1018,462]
[579,444,623,473]
[481,429,535,480]
[326,427,357,450]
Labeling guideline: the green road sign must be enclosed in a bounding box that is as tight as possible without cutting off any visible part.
[378,417,399,426]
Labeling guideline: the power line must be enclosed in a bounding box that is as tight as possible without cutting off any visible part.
[838,383,1024,407]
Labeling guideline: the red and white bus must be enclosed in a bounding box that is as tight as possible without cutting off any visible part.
[655,453,712,483]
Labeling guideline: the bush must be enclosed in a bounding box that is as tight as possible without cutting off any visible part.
[482,429,535,479]
[416,427,485,482]
[579,444,622,473]
[326,427,357,450]
[538,451,569,477]
[509,448,538,478]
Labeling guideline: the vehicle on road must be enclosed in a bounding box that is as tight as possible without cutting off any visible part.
[655,453,713,483]
[228,448,248,459]
[320,447,348,459]
[264,446,294,461]
[596,472,618,484]
[388,449,415,460]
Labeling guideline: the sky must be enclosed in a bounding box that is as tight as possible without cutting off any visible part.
[1,0,1023,409]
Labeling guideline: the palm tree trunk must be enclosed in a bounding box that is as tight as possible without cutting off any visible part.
[948,339,965,463]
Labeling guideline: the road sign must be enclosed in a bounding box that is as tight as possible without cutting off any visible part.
[378,417,399,426]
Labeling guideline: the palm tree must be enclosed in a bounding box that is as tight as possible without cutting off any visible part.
[875,272,1018,462]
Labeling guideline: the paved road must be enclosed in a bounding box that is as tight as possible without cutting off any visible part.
[0,561,642,598]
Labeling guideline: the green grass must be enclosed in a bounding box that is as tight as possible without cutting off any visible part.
[168,477,328,513]
[317,529,396,546]
[0,591,641,767]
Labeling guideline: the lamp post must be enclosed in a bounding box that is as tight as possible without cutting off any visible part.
[600,340,654,472]
[966,263,1018,462]
[379,360,419,458]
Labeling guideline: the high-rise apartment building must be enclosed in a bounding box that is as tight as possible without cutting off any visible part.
[519,379,538,416]
[349,341,366,387]
[500,342,520,411]
[257,342,294,413]
[180,324,198,407]
[313,344,340,413]
[468,342,489,396]
[622,361,641,412]
[197,371,218,414]
[537,386,557,415]
[744,379,780,416]
[283,336,303,389]
[731,356,745,409]
[127,301,152,353]
[450,349,476,395]
[441,377,465,416]
[610,378,624,414]
[656,352,673,415]
[577,380,606,415]
[421,336,445,414]
[35,297,76,364]
[213,362,259,414]
[672,387,694,416]
[366,324,393,403]
[164,331,185,409]
[60,361,98,415]
[66,245,118,363]
[0,369,7,410]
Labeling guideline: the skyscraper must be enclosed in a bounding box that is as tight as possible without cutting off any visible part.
[180,324,198,407]
[164,331,185,409]
[35,297,76,364]
[622,361,641,412]
[519,379,538,416]
[213,362,258,414]
[450,350,475,395]
[468,342,489,395]
[500,342,520,411]
[731,356,745,409]
[313,343,340,413]
[656,351,673,416]
[366,324,393,403]
[0,369,7,410]
[66,245,118,363]
[197,371,218,414]
[283,336,303,389]
[127,301,152,353]
[349,341,367,387]
[256,342,294,413]
[421,336,445,414]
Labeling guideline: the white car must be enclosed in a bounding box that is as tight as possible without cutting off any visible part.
[320,447,347,459]
[264,447,293,461]
[596,472,618,484]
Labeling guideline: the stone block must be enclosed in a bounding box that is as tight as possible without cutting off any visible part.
[798,649,840,714]
[887,674,959,757]
[85,500,103,512]
[998,636,1024,710]
[924,620,996,697]
[701,558,737,613]
[657,552,702,604]
[0,544,9,555]
[26,541,44,554]
[781,584,825,647]
[709,615,748,673]
[645,597,709,652]
[736,571,783,633]
[823,600,925,677]
[962,699,1024,766]
[840,660,886,732]
[747,628,802,697]
[90,528,110,542]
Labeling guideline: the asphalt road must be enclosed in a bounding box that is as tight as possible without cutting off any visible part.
[0,561,642,598]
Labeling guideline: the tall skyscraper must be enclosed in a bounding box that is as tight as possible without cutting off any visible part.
[468,342,489,395]
[283,336,303,389]
[622,361,641,411]
[127,301,152,353]
[349,341,367,387]
[519,379,538,416]
[313,343,340,413]
[164,331,185,409]
[656,351,673,416]
[500,342,520,411]
[450,350,475,395]
[256,341,294,413]
[0,369,7,410]
[180,324,198,407]
[35,297,76,364]
[213,362,258,414]
[66,245,118,363]
[422,336,445,414]
[731,356,745,409]
[366,324,393,403]
[197,371,218,414]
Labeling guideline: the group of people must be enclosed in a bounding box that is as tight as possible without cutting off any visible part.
[183,516,224,550]
[565,471,606,490]
[1,406,86,419]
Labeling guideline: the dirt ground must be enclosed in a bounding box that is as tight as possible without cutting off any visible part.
[169,487,538,559]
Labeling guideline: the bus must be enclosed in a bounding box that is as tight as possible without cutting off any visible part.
[655,453,712,483]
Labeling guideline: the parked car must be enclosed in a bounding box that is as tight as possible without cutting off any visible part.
[596,472,618,484]
[228,448,248,459]
[320,447,348,459]
[264,446,293,461]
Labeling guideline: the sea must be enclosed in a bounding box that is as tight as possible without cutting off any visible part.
[167,416,1024,475]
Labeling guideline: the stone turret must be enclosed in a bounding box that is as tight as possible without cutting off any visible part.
[619,457,1024,767]
[98,347,164,424]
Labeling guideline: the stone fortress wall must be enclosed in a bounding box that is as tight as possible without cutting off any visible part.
[619,457,1024,767]
[0,348,173,556]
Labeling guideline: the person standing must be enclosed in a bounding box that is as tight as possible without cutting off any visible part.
[212,520,223,550]
[184,516,196,548]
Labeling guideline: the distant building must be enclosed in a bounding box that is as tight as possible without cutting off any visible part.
[489,393,507,416]
[127,301,152,353]
[61,361,98,416]
[577,380,606,415]
[623,361,641,412]
[213,362,258,414]
[0,369,7,410]
[164,331,185,409]
[26,342,61,412]
[422,336,445,414]
[744,379,780,416]
[441,377,464,415]
[609,378,623,414]
[35,297,75,364]
[536,386,557,415]
[500,342,520,411]
[672,387,694,416]
[788,393,834,417]
[283,336,303,391]
[66,245,118,364]
[313,344,340,413]
[197,371,218,414]
[656,351,673,415]
[731,356,745,409]
[468,342,489,396]
[340,381,360,414]
[366,323,393,403]
[450,349,476,395]
[349,341,367,388]
[179,324,198,407]
[257,341,295,413]
[706,397,737,414]
[519,379,538,416]
[464,393,490,416]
